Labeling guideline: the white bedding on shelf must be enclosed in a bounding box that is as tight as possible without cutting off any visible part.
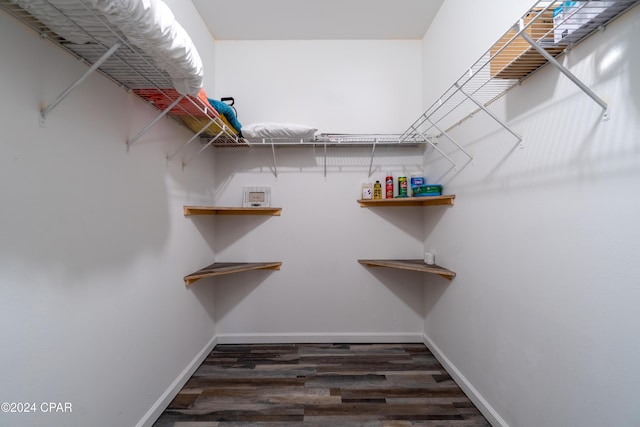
[10,0,203,96]
[242,122,319,139]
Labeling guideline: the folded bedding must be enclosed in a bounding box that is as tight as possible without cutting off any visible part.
[10,0,203,96]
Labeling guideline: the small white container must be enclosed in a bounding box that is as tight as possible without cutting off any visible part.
[361,183,372,200]
[424,252,435,265]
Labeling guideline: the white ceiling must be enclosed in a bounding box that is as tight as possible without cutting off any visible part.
[191,0,445,40]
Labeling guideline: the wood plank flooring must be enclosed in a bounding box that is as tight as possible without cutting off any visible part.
[152,343,490,426]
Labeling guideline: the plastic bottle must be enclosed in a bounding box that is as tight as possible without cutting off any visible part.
[373,180,382,200]
[385,175,393,198]
[398,176,408,197]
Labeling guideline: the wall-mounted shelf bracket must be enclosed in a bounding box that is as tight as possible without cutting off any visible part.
[426,118,474,164]
[271,143,278,178]
[423,133,458,170]
[40,42,122,125]
[127,94,185,151]
[367,139,377,177]
[323,142,327,178]
[182,127,225,169]
[398,119,428,144]
[167,117,216,162]
[455,83,523,147]
[398,124,457,169]
[519,30,610,121]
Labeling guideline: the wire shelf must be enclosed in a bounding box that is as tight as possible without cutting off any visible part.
[401,0,639,145]
[0,0,241,152]
[221,134,430,148]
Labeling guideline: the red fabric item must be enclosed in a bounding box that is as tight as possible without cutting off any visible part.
[133,88,219,118]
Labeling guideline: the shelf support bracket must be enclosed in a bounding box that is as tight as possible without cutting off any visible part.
[519,31,609,121]
[455,83,523,146]
[182,127,224,169]
[271,143,278,178]
[40,42,121,124]
[368,139,377,177]
[167,117,215,162]
[323,142,327,178]
[399,121,430,144]
[422,133,457,170]
[426,118,474,163]
[127,94,185,151]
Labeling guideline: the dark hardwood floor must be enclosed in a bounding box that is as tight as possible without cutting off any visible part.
[153,343,490,426]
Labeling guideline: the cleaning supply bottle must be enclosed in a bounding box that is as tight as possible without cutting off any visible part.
[398,176,408,197]
[373,180,382,200]
[385,175,393,198]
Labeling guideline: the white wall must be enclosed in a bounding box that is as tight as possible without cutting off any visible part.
[0,5,220,427]
[421,2,640,426]
[212,148,427,342]
[210,40,428,342]
[214,40,422,133]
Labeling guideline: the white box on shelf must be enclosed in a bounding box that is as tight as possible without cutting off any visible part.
[361,183,372,200]
[243,186,271,207]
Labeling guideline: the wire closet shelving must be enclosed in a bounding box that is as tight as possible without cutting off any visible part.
[399,0,639,170]
[2,1,638,171]
[0,0,242,165]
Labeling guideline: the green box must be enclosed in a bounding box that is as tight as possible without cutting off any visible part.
[412,184,442,197]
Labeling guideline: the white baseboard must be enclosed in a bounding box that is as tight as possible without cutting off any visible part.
[216,332,424,344]
[135,334,218,427]
[423,334,508,427]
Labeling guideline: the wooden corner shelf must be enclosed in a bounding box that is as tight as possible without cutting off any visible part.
[357,195,455,207]
[358,259,456,281]
[183,206,282,216]
[184,262,283,286]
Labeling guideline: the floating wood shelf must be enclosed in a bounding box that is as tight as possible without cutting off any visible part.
[183,206,282,216]
[184,262,283,286]
[357,195,455,207]
[358,259,456,281]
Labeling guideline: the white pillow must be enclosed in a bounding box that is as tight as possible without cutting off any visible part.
[242,122,318,139]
